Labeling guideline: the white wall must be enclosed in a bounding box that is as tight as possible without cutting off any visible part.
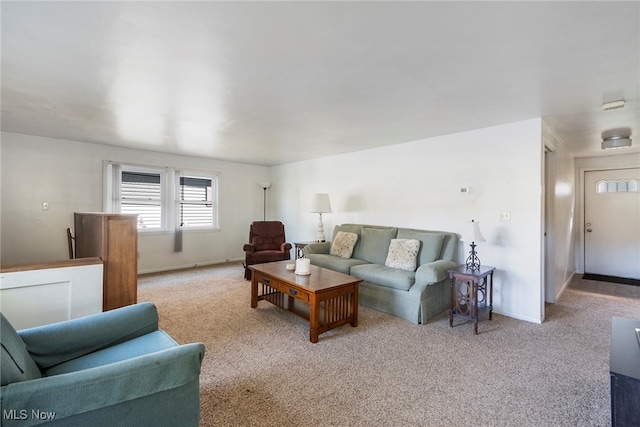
[0,132,270,273]
[542,122,577,303]
[271,119,545,323]
[1,119,553,323]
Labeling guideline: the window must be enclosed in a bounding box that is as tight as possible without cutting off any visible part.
[596,179,639,194]
[105,162,219,231]
[178,174,217,228]
[121,171,163,229]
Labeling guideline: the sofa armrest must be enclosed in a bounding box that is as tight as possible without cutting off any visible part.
[0,343,205,427]
[18,302,159,369]
[281,242,293,252]
[243,243,256,253]
[415,260,459,285]
[303,242,331,255]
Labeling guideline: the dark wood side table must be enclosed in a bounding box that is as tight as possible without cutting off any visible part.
[294,241,315,259]
[448,265,495,334]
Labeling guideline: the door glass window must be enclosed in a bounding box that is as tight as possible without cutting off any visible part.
[596,179,639,194]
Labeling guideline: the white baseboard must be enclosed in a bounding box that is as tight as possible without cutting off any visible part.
[556,272,576,301]
[494,309,543,324]
[138,257,244,275]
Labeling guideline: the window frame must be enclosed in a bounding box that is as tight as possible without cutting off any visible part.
[176,171,219,230]
[596,178,639,194]
[120,166,166,231]
[104,161,220,233]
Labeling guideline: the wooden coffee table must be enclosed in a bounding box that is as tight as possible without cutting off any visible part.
[250,260,361,343]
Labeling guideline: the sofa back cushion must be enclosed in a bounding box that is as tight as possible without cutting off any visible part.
[19,302,160,369]
[250,221,285,251]
[396,229,445,266]
[332,224,362,241]
[353,227,398,265]
[1,313,42,386]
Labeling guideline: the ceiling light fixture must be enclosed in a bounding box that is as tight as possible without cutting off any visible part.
[602,100,625,111]
[602,135,632,150]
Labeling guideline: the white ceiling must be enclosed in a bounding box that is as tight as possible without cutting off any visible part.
[2,1,639,166]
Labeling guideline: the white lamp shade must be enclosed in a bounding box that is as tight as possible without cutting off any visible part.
[310,193,332,213]
[259,182,271,189]
[461,220,486,243]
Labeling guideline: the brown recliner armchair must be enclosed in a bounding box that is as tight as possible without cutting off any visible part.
[243,221,292,280]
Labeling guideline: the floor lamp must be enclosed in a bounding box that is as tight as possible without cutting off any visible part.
[260,182,271,221]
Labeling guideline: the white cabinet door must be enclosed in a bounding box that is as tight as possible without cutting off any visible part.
[0,261,103,329]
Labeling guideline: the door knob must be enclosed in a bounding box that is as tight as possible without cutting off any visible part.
[587,228,592,232]
[586,222,592,232]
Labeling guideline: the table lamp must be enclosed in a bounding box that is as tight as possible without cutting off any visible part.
[310,193,331,242]
[461,219,486,270]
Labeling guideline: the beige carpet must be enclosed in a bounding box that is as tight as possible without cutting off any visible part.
[138,262,640,427]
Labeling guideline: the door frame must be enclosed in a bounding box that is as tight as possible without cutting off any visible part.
[544,146,556,303]
[576,155,640,274]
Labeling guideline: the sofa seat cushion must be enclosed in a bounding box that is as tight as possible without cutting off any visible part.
[44,330,178,376]
[306,254,369,274]
[350,263,415,291]
[1,313,42,386]
[250,250,289,264]
[251,236,285,251]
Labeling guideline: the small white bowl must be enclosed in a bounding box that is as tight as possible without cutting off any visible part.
[285,263,295,271]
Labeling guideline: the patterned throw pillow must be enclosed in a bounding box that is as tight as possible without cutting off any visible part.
[330,231,359,258]
[385,239,421,272]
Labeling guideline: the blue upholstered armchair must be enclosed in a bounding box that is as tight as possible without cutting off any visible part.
[1,303,205,427]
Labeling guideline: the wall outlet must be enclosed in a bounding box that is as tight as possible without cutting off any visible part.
[42,201,49,210]
[500,211,511,221]
[459,187,470,194]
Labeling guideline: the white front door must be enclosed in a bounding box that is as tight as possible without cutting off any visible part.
[584,168,640,279]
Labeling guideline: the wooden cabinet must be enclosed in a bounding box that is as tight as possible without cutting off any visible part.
[74,213,138,311]
[610,316,640,426]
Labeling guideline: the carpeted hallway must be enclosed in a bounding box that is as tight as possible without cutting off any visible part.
[138,263,640,427]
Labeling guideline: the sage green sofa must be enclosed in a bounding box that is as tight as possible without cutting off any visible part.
[304,224,459,324]
[1,302,205,427]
